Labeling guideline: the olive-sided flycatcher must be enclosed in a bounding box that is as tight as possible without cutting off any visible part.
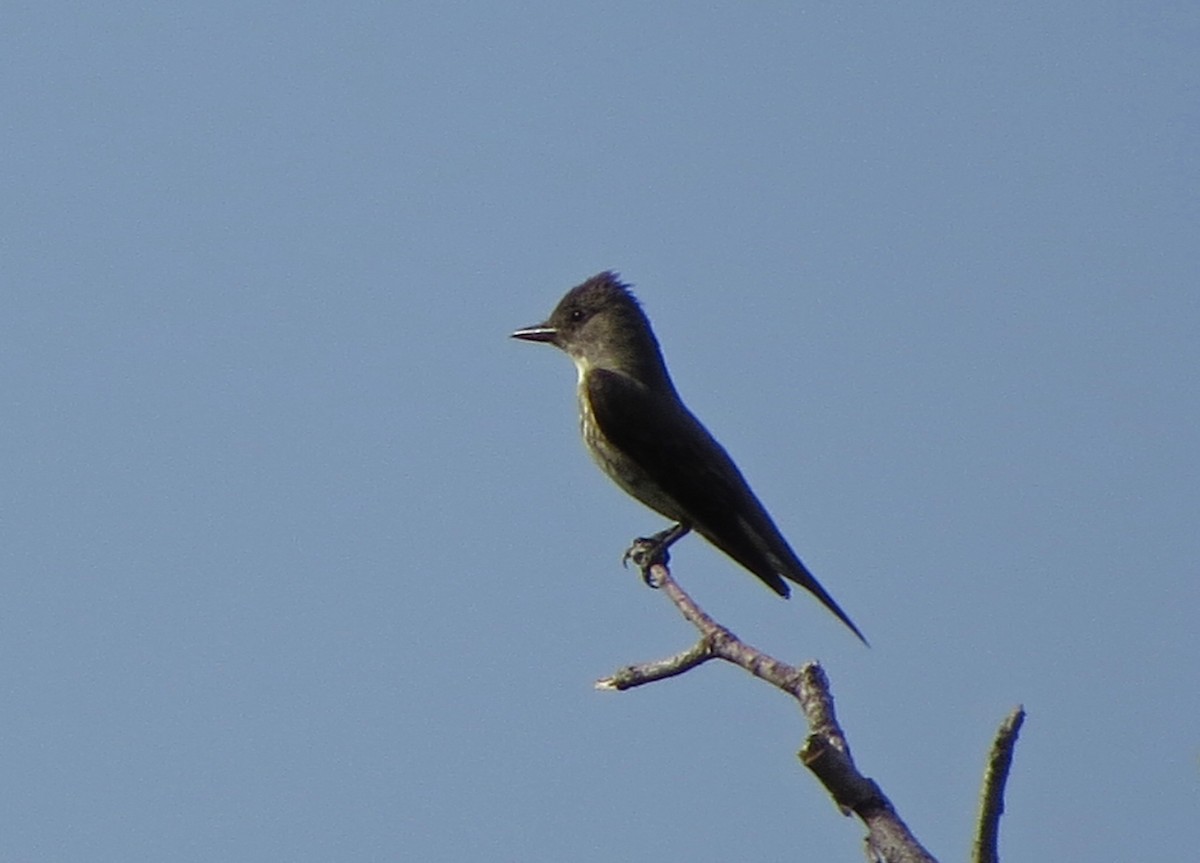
[512,271,866,643]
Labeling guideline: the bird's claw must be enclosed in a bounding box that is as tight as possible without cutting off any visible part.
[623,525,692,587]
[622,536,670,586]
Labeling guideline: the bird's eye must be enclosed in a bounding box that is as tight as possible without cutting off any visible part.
[569,308,585,322]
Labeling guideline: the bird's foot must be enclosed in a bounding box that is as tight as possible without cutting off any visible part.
[621,524,691,587]
[622,536,667,584]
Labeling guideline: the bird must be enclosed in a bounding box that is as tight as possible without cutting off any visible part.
[512,271,866,643]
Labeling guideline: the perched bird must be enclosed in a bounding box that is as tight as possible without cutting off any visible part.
[512,272,866,643]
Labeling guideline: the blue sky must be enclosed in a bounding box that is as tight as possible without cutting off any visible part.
[2,3,1197,860]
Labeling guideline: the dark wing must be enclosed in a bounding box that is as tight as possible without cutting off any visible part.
[586,368,867,642]
[586,368,791,594]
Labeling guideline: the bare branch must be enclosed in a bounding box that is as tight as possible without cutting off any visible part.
[596,637,714,690]
[604,559,940,863]
[972,706,1026,863]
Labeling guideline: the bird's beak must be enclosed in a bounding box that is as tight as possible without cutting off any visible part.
[511,323,558,344]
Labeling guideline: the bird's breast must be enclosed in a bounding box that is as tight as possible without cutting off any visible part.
[576,382,685,522]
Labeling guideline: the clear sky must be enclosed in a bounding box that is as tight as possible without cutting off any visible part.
[2,3,1196,861]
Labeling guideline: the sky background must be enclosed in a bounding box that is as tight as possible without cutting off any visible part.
[2,3,1197,861]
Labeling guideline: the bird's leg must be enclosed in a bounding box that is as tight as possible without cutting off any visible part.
[622,523,692,586]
